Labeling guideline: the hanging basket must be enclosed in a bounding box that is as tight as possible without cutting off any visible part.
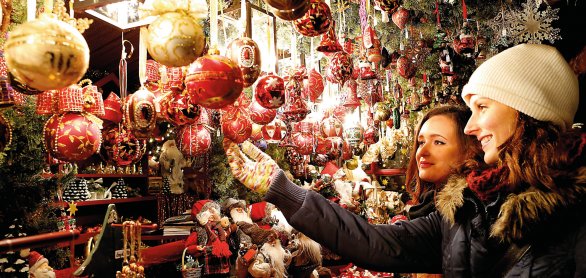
[181,248,202,278]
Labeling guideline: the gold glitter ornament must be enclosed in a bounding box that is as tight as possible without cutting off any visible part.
[146,12,205,67]
[4,14,89,91]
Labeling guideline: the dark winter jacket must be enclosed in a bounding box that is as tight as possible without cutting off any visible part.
[265,135,586,277]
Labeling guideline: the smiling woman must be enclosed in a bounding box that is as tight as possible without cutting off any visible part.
[405,105,483,209]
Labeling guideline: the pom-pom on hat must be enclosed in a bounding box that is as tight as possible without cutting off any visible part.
[461,44,579,130]
[28,251,48,274]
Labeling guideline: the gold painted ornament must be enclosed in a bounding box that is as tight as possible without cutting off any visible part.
[146,12,205,67]
[227,37,262,87]
[4,14,89,91]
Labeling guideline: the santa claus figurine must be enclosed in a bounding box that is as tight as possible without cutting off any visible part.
[28,251,55,278]
[185,199,234,276]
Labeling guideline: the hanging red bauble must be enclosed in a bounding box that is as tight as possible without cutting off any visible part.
[293,0,332,37]
[316,21,343,53]
[101,126,144,166]
[304,68,324,102]
[292,121,315,155]
[227,37,261,87]
[265,0,307,13]
[222,108,252,143]
[272,2,310,21]
[177,124,211,157]
[327,51,354,85]
[262,119,287,143]
[341,80,361,110]
[391,7,409,30]
[159,91,201,127]
[282,76,309,122]
[363,124,379,145]
[397,55,416,79]
[315,136,343,159]
[255,73,286,109]
[44,113,102,162]
[320,116,344,138]
[185,51,243,109]
[249,100,277,125]
[373,0,402,13]
[123,88,157,140]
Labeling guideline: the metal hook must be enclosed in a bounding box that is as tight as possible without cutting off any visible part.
[121,39,134,60]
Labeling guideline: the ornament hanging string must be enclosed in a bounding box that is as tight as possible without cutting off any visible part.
[119,37,134,99]
[139,28,148,87]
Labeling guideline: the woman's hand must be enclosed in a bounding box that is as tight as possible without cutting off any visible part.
[223,139,280,193]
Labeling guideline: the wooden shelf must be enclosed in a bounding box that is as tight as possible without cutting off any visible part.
[56,231,99,248]
[53,196,157,207]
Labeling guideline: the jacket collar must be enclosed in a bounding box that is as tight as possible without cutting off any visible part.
[436,167,586,243]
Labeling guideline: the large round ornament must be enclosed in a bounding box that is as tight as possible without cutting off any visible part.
[292,121,315,155]
[249,100,277,125]
[146,12,205,67]
[293,0,332,37]
[227,37,261,87]
[222,107,252,144]
[177,124,211,157]
[101,126,144,166]
[123,89,157,139]
[44,113,102,162]
[0,113,12,153]
[327,51,353,85]
[159,91,201,126]
[4,14,89,91]
[185,52,243,109]
[397,55,416,79]
[254,73,285,109]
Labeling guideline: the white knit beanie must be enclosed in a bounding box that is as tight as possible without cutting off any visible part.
[462,44,579,130]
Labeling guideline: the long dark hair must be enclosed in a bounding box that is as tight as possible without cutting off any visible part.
[497,113,577,193]
[405,105,483,203]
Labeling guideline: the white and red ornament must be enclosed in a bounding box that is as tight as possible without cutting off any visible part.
[255,73,286,109]
[262,119,287,143]
[327,51,354,85]
[177,124,211,157]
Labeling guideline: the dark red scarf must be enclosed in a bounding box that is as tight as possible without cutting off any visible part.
[467,166,510,202]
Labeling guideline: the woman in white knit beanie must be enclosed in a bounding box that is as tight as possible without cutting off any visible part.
[223,43,586,277]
